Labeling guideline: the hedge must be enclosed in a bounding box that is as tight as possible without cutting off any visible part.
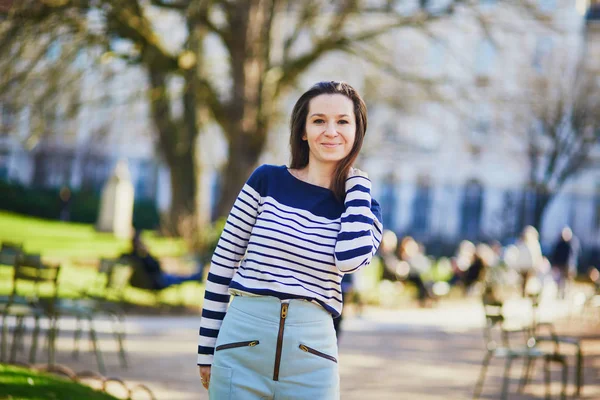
[0,180,160,230]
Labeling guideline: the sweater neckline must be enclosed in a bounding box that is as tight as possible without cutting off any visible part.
[282,165,335,195]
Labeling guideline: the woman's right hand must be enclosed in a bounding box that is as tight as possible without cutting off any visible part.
[199,366,211,390]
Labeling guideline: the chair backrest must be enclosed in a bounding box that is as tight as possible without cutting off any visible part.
[10,253,60,304]
[87,258,117,296]
[106,261,133,301]
[1,241,24,254]
[0,241,24,266]
[86,258,133,301]
[481,300,506,348]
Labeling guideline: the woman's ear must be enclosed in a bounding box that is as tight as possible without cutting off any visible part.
[302,134,307,141]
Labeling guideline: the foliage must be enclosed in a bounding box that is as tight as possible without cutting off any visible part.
[0,364,119,400]
[0,180,160,230]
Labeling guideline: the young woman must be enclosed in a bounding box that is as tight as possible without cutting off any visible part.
[197,81,383,399]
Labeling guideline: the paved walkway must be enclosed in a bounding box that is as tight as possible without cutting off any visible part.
[32,298,600,399]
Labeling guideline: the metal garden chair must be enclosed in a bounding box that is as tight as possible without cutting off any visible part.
[473,294,569,400]
[54,257,132,374]
[0,253,61,366]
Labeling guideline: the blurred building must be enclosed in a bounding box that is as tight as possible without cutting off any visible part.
[1,0,599,256]
[348,0,600,254]
[280,0,600,253]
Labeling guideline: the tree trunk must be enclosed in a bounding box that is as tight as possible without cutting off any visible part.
[215,132,265,218]
[146,54,199,236]
[166,144,198,235]
[213,1,272,218]
[531,189,552,234]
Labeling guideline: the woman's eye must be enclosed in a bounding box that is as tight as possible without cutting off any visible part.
[338,120,349,124]
[313,119,325,124]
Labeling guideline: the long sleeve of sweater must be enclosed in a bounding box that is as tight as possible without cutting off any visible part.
[334,175,383,273]
[196,170,262,366]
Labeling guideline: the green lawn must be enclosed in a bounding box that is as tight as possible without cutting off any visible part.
[0,212,204,307]
[0,364,119,400]
[0,211,186,261]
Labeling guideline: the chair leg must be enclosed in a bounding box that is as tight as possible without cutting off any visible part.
[544,355,551,400]
[29,315,41,363]
[112,314,127,368]
[519,356,535,392]
[575,346,583,397]
[15,317,27,356]
[9,316,24,363]
[47,318,58,367]
[0,314,8,362]
[72,317,82,360]
[500,356,513,400]
[473,352,493,399]
[88,318,105,375]
[560,357,568,400]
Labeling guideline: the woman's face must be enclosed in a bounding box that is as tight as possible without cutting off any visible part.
[303,94,356,166]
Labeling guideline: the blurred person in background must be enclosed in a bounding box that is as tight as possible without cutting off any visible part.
[123,230,203,290]
[379,231,434,306]
[461,243,493,296]
[396,236,435,307]
[449,240,476,288]
[550,226,580,299]
[58,186,72,222]
[511,225,543,297]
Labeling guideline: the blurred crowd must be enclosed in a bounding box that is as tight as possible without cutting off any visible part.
[371,225,598,307]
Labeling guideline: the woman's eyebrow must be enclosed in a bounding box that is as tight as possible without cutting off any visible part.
[309,113,351,118]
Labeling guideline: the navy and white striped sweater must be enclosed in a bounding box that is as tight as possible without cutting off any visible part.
[197,164,383,365]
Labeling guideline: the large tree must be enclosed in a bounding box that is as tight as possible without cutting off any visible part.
[524,66,600,231]
[3,0,466,235]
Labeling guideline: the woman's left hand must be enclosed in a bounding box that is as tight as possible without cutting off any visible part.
[347,167,369,180]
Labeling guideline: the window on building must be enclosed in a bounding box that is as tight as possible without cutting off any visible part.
[499,189,524,239]
[460,180,484,239]
[380,174,397,231]
[532,36,553,73]
[475,39,496,77]
[411,177,432,235]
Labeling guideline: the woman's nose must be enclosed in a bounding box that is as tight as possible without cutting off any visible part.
[324,122,338,136]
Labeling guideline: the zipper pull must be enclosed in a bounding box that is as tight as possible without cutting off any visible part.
[281,303,288,319]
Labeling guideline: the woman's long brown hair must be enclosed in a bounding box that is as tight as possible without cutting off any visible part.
[289,81,368,203]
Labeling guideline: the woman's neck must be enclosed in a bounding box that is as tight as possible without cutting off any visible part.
[297,161,336,189]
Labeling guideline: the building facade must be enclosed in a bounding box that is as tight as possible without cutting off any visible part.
[1,0,599,256]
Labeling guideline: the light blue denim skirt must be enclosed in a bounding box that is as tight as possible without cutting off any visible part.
[209,295,339,400]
